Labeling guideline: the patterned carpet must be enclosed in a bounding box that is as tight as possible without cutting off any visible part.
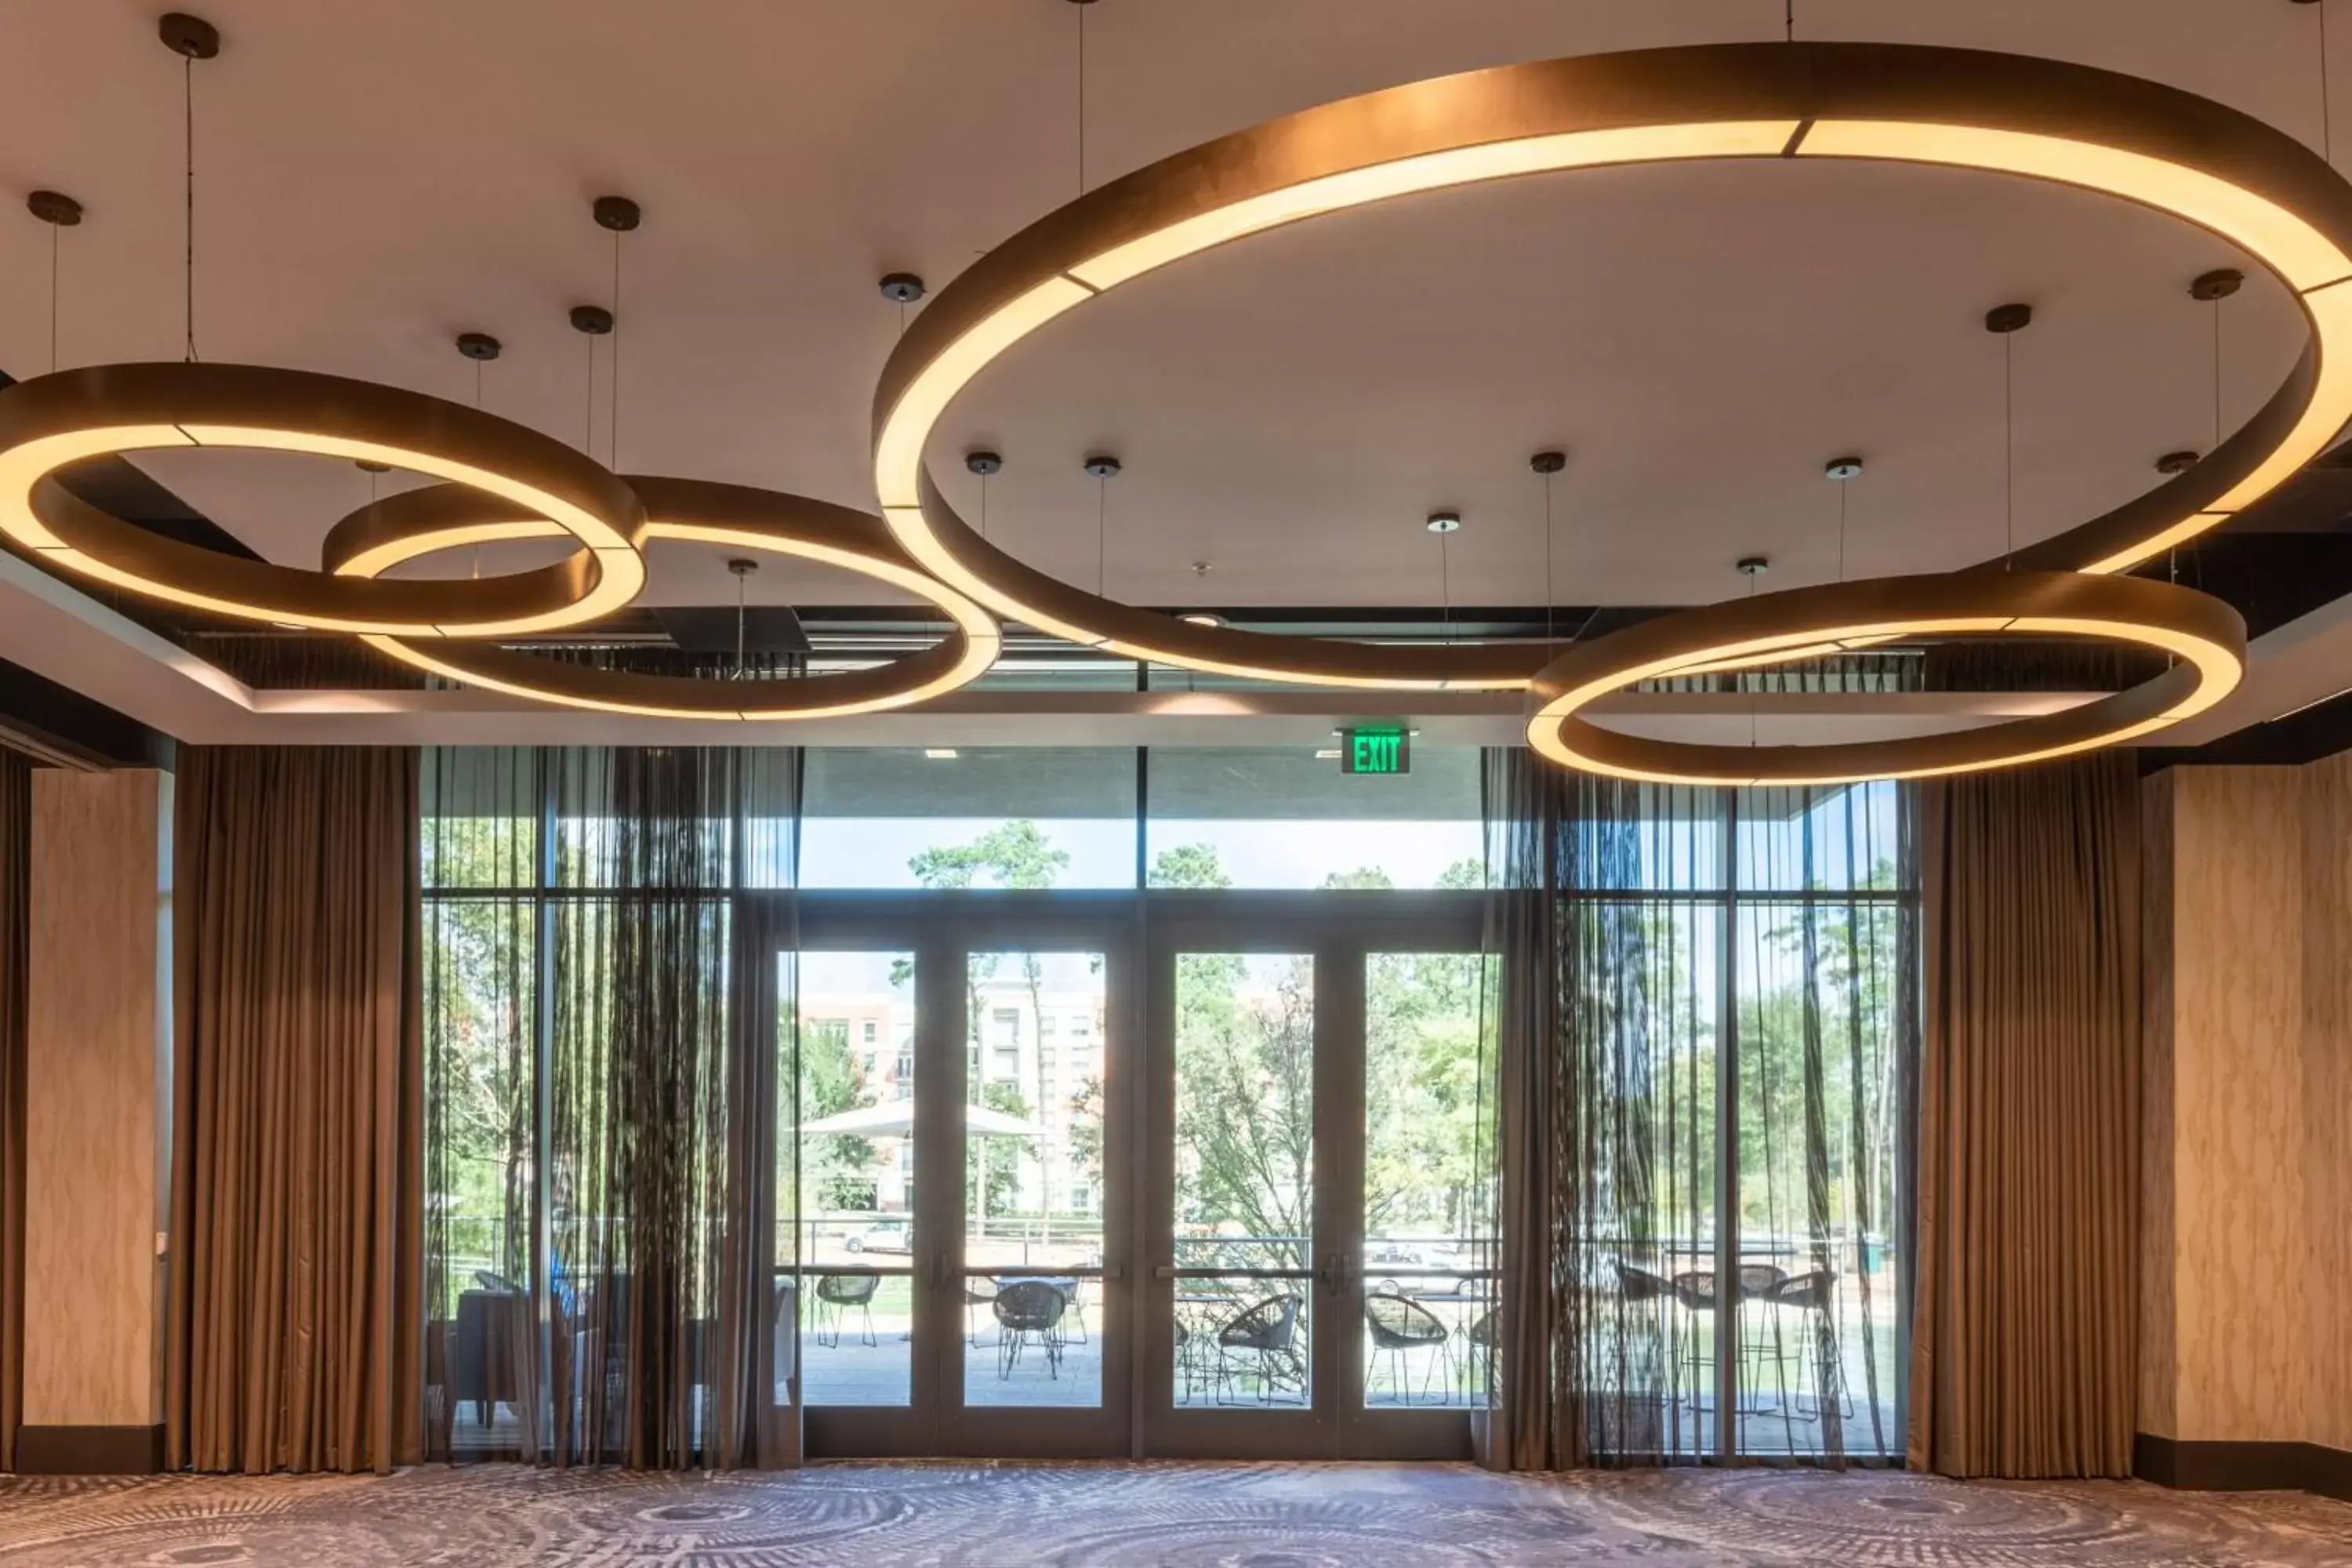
[0,1461,2347,1566]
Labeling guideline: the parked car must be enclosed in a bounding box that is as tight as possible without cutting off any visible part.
[1366,1243,1475,1296]
[844,1218,913,1255]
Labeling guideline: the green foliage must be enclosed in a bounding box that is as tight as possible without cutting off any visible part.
[1149,842,1230,890]
[799,1016,876,1181]
[969,1080,1029,1219]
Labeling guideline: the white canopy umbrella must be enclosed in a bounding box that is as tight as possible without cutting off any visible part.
[797,1100,1048,1140]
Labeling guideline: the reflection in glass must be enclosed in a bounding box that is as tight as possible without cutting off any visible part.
[1173,953,1313,1407]
[1363,952,1496,1408]
[961,950,1107,1408]
[786,950,916,1406]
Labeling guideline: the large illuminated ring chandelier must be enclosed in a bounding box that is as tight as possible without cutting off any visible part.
[322,477,1001,720]
[874,40,2352,710]
[1525,571,2246,786]
[0,362,649,635]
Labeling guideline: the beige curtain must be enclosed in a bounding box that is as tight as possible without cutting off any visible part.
[166,746,423,1474]
[1911,753,2140,1477]
[0,753,28,1472]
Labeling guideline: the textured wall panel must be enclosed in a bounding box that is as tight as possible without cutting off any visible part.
[22,770,169,1428]
[2300,753,2352,1454]
[2139,770,2178,1439]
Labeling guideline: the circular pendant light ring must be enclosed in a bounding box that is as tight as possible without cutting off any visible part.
[0,361,648,636]
[1524,571,2246,786]
[873,40,2352,688]
[322,476,1000,720]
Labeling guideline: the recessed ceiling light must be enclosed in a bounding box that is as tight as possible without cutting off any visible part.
[924,747,960,759]
[1181,612,1225,627]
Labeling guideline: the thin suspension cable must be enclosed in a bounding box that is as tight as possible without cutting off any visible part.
[1785,0,1795,42]
[1542,471,1556,649]
[474,356,484,408]
[1096,474,1106,596]
[979,470,989,540]
[735,572,748,678]
[2325,2,2336,167]
[583,329,597,458]
[1838,479,1849,583]
[2002,331,2016,562]
[610,228,623,471]
[1748,568,1760,746]
[1439,528,1453,645]
[2211,292,2225,451]
[183,54,198,361]
[1076,2,1087,195]
[48,220,59,374]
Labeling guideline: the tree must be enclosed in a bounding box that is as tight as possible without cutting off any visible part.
[798,1017,877,1210]
[909,821,1073,1240]
[971,1080,1029,1225]
[1149,842,1230,890]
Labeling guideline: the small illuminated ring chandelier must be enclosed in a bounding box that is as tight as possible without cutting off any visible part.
[0,362,649,636]
[1524,571,2246,786]
[321,477,1001,720]
[873,38,2350,737]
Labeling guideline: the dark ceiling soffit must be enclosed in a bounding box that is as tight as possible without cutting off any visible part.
[0,654,163,768]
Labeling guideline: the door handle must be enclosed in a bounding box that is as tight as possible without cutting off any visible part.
[1320,1251,1356,1294]
[1153,1264,1174,1281]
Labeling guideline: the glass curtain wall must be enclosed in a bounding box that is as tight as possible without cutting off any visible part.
[1491,754,1917,1465]
[420,746,801,1467]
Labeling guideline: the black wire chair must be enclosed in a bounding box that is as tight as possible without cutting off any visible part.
[1214,1293,1303,1406]
[992,1279,1066,1379]
[1364,1290,1456,1405]
[963,1279,997,1348]
[1768,1269,1855,1420]
[814,1272,880,1348]
[1465,1305,1498,1399]
[1737,1263,1792,1411]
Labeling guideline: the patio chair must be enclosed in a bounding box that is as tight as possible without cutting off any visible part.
[1613,1260,1672,1304]
[1737,1263,1793,1411]
[1364,1290,1455,1406]
[814,1272,880,1348]
[1214,1292,1303,1406]
[1174,1317,1200,1403]
[1668,1269,1727,1414]
[1465,1305,1498,1396]
[1768,1269,1854,1420]
[993,1279,1066,1379]
[1057,1277,1090,1345]
[964,1279,997,1348]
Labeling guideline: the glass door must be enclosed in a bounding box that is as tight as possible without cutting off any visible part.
[1143,909,1486,1460]
[778,904,1135,1458]
[1343,947,1494,1458]
[1148,942,1330,1457]
[935,935,1131,1456]
[783,940,935,1455]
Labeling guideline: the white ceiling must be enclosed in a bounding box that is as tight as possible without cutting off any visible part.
[0,0,2336,615]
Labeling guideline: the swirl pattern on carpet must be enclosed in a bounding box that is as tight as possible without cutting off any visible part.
[0,1461,2345,1566]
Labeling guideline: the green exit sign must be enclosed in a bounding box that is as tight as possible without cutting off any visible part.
[1341,728,1410,775]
